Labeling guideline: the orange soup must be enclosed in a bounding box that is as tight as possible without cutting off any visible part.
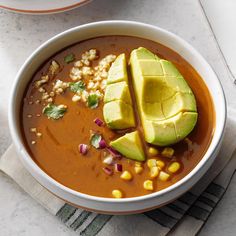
[21,36,215,198]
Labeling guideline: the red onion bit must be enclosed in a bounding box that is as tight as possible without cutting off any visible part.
[99,139,107,149]
[94,118,104,127]
[115,163,123,172]
[106,147,122,158]
[103,167,113,175]
[79,144,88,155]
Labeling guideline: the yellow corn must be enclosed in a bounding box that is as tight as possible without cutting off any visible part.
[112,190,123,198]
[147,159,157,168]
[120,171,132,181]
[156,160,165,169]
[161,147,174,158]
[135,161,142,167]
[143,180,153,191]
[150,166,159,178]
[148,147,159,155]
[168,162,181,173]
[159,171,170,181]
[134,166,143,174]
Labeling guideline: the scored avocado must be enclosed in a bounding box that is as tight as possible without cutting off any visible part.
[130,47,198,146]
[110,131,145,161]
[103,54,135,129]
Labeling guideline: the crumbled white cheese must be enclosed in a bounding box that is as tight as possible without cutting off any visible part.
[35,75,49,88]
[42,92,49,100]
[100,70,108,78]
[49,60,60,75]
[82,66,94,76]
[87,81,95,89]
[72,94,81,102]
[38,87,46,93]
[98,54,116,70]
[68,51,115,107]
[70,67,82,80]
[53,80,69,95]
[74,60,83,68]
[81,59,90,66]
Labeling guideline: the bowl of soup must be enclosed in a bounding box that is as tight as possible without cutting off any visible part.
[9,21,226,214]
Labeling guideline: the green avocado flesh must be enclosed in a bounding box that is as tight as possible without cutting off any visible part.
[103,54,135,129]
[103,101,135,129]
[103,48,198,161]
[107,53,128,84]
[110,131,145,161]
[130,47,198,146]
[104,81,132,104]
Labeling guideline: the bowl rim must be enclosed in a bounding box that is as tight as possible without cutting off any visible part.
[8,20,227,204]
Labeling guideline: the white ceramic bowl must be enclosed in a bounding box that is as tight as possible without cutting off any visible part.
[0,0,91,14]
[9,21,226,214]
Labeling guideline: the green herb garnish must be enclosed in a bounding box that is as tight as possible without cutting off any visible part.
[64,53,75,64]
[90,133,102,149]
[43,104,67,120]
[69,81,85,93]
[87,94,99,109]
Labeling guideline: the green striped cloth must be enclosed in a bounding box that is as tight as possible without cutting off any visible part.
[1,108,236,236]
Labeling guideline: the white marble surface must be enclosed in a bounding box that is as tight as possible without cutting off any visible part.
[1,0,236,235]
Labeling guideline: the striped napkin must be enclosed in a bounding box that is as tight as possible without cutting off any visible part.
[1,107,236,236]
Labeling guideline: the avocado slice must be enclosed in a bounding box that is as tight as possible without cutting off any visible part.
[130,47,198,146]
[110,131,145,161]
[103,54,135,129]
[103,100,135,129]
[107,53,128,84]
[104,81,132,104]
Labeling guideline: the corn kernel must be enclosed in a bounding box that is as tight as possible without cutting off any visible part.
[168,162,181,173]
[156,160,165,169]
[148,147,159,155]
[150,166,159,178]
[134,166,143,174]
[143,180,153,191]
[147,159,157,168]
[161,147,174,158]
[112,190,123,198]
[159,171,170,181]
[135,161,142,167]
[120,171,132,181]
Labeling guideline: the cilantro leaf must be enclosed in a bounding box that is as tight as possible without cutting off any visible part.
[87,94,99,109]
[90,133,102,149]
[43,104,67,120]
[69,81,85,93]
[64,53,75,64]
